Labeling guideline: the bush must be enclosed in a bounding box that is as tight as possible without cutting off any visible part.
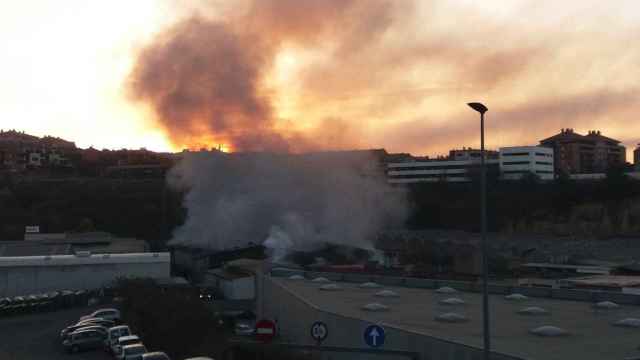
[114,278,223,359]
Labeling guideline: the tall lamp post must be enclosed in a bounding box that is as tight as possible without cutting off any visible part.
[467,102,490,360]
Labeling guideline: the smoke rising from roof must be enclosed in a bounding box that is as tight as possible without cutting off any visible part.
[167,150,407,252]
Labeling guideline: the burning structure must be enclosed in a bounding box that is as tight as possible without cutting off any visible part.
[167,149,407,280]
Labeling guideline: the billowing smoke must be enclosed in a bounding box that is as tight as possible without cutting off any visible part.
[129,0,406,152]
[167,150,407,255]
[131,1,410,257]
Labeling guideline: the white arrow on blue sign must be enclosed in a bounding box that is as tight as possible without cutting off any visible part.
[364,324,385,348]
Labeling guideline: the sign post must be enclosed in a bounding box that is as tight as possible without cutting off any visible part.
[364,324,385,348]
[255,319,276,342]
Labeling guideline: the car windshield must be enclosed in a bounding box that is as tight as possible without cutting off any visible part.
[121,338,138,346]
[125,346,145,355]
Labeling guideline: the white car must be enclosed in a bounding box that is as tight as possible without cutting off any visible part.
[105,325,131,353]
[80,308,121,322]
[114,335,143,359]
[121,343,147,360]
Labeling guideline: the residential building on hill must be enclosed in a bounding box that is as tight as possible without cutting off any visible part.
[635,144,640,171]
[499,146,554,180]
[539,128,625,174]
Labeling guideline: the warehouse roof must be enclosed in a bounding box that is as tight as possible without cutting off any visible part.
[273,276,640,360]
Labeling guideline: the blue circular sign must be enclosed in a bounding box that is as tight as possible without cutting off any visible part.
[311,321,328,342]
[363,324,385,348]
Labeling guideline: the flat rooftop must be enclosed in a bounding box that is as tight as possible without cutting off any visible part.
[273,276,640,360]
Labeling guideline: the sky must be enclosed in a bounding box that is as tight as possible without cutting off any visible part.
[0,0,639,158]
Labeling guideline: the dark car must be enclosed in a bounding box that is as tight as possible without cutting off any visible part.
[141,351,170,360]
[63,329,107,353]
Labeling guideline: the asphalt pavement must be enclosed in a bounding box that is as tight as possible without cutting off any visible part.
[0,306,112,360]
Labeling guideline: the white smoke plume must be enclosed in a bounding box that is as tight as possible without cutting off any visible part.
[166,150,407,258]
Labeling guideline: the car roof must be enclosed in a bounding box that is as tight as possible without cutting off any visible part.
[94,308,119,313]
[118,335,140,341]
[72,325,107,332]
[123,343,145,349]
[142,351,169,357]
[71,328,105,336]
[109,325,129,331]
[78,317,106,323]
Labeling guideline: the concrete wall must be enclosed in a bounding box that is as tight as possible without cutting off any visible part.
[261,275,523,360]
[0,254,170,296]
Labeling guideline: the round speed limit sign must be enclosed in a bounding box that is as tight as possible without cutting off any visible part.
[310,321,328,342]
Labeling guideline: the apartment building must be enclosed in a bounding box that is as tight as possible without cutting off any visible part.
[500,146,554,180]
[539,129,625,174]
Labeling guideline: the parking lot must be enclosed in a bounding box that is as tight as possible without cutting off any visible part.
[0,306,111,360]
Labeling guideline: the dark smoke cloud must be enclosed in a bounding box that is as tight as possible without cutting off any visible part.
[129,0,408,152]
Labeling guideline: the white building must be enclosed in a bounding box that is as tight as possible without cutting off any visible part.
[387,159,500,183]
[499,146,554,180]
[0,252,170,297]
[204,268,255,300]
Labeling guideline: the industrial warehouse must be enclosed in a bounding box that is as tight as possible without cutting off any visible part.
[259,268,640,360]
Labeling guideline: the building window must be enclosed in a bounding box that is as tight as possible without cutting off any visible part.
[502,152,529,156]
[536,161,553,165]
[503,161,530,165]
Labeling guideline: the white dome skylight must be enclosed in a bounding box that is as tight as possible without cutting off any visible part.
[435,312,468,323]
[529,326,568,337]
[374,290,400,298]
[361,303,390,312]
[435,286,458,294]
[312,277,330,283]
[360,282,382,289]
[517,307,549,315]
[505,293,528,301]
[319,283,342,291]
[439,298,466,306]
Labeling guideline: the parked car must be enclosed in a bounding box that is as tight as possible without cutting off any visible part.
[234,323,255,336]
[105,325,131,352]
[62,329,108,353]
[142,351,170,360]
[111,334,141,355]
[76,318,116,329]
[80,308,120,322]
[117,343,147,360]
[61,324,107,341]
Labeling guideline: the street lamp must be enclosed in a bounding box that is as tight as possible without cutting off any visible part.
[467,102,490,360]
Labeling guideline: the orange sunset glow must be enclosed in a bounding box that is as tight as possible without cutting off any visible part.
[1,0,639,158]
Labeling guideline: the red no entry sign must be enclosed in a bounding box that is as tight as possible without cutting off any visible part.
[255,319,276,342]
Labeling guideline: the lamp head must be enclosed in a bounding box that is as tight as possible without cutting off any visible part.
[467,102,488,114]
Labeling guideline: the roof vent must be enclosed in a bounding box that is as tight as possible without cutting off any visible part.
[312,277,330,283]
[288,274,304,280]
[375,290,399,298]
[505,293,528,301]
[435,312,469,323]
[529,326,568,337]
[439,297,466,306]
[594,301,620,309]
[319,284,342,291]
[435,286,457,294]
[613,318,640,328]
[360,282,382,289]
[518,307,549,316]
[361,303,390,312]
